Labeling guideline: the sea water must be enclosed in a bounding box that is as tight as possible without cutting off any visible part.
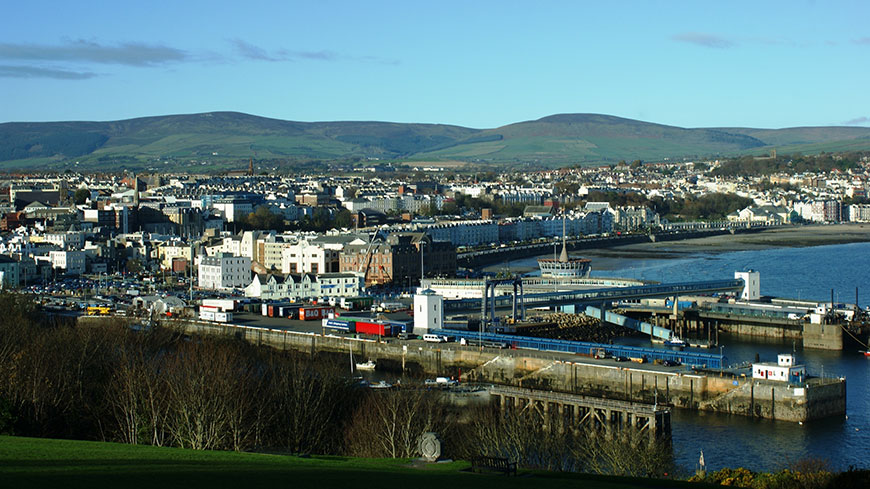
[593,241,870,472]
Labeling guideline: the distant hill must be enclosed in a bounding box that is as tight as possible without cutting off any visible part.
[1,111,869,171]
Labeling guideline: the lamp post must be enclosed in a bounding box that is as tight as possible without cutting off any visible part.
[720,345,725,371]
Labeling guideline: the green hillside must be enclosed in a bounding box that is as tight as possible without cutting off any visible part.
[424,114,768,164]
[2,111,870,171]
[0,436,702,489]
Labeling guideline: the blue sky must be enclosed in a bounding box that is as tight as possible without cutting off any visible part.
[1,0,868,128]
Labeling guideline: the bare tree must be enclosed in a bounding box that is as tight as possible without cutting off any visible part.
[264,351,356,454]
[162,339,256,450]
[346,389,450,458]
[572,429,674,478]
[458,403,576,471]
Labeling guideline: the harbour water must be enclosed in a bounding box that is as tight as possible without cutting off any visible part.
[574,241,870,472]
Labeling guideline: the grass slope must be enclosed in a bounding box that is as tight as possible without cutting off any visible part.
[0,436,706,489]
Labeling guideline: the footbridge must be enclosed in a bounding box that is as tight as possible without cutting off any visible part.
[585,306,675,341]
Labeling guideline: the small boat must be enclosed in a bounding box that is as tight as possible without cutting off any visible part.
[368,380,393,389]
[664,337,687,348]
[862,350,870,357]
[355,360,376,371]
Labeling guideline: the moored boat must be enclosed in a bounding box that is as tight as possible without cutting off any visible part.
[355,360,376,371]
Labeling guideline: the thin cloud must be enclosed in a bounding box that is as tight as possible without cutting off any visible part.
[671,32,735,49]
[853,37,870,45]
[843,116,870,125]
[0,39,189,66]
[231,39,280,61]
[0,64,97,79]
[230,38,398,65]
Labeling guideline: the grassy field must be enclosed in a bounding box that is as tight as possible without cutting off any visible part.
[0,436,709,489]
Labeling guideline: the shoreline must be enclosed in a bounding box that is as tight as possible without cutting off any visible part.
[585,224,870,270]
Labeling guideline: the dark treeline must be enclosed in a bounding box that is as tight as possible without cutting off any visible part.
[712,151,870,177]
[580,190,751,222]
[0,292,357,452]
[234,205,353,233]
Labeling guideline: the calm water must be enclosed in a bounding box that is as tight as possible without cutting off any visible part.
[594,242,870,472]
[496,242,870,471]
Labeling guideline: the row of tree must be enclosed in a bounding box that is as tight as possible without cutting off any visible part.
[234,205,353,233]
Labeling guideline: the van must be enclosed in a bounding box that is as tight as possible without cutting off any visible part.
[423,334,446,343]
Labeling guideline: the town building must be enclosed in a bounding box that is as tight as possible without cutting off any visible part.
[198,252,251,290]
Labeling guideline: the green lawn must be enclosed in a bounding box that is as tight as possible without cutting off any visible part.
[0,436,710,489]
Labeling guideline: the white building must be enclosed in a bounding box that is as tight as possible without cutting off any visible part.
[244,272,325,300]
[752,354,806,382]
[424,220,499,247]
[198,253,251,290]
[318,272,364,298]
[44,231,85,250]
[413,288,443,335]
[848,204,870,223]
[735,270,760,301]
[281,239,340,275]
[48,250,86,276]
[212,198,253,222]
[0,255,21,287]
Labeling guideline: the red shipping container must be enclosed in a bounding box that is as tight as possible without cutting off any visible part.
[355,321,393,337]
[300,306,334,321]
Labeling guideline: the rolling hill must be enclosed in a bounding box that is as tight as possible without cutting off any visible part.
[1,111,869,171]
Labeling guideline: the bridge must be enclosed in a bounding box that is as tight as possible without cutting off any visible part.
[445,278,746,315]
[489,384,670,440]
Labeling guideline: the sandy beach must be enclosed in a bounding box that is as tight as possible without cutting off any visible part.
[582,224,870,271]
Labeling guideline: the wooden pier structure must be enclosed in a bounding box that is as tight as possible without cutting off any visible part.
[489,384,671,440]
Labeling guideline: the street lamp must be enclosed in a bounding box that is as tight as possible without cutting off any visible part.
[719,345,725,371]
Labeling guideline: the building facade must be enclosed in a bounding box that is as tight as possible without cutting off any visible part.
[198,253,251,290]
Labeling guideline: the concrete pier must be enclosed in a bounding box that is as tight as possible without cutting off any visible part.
[80,316,847,423]
[490,384,671,440]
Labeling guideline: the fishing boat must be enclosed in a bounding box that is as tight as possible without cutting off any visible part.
[355,360,376,371]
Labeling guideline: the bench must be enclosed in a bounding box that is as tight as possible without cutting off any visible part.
[470,456,517,476]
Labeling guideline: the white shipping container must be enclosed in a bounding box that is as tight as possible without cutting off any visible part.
[202,299,236,312]
[214,311,232,323]
[199,310,215,321]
